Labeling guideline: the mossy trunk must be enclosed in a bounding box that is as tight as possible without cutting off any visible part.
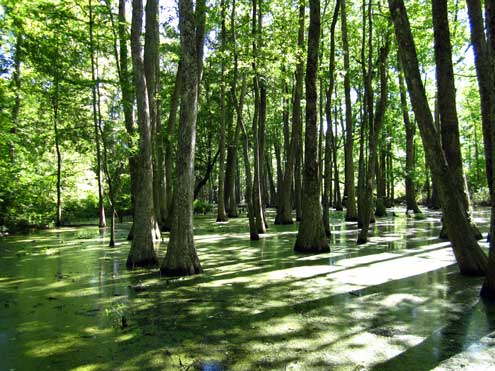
[388,0,487,276]
[341,0,357,222]
[433,0,480,239]
[161,0,206,276]
[127,0,158,269]
[323,0,341,237]
[294,0,329,254]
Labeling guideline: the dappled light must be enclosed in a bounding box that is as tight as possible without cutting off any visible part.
[1,207,494,370]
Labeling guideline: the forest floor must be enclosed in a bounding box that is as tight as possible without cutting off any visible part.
[1,207,495,371]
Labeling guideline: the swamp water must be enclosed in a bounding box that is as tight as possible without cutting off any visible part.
[1,208,495,371]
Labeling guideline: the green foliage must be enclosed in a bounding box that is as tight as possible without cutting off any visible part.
[194,199,213,215]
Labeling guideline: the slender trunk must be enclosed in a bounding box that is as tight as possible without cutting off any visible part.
[294,0,329,253]
[332,89,343,210]
[357,38,390,244]
[266,154,276,207]
[163,63,182,231]
[160,0,205,276]
[323,0,341,237]
[388,0,487,275]
[127,0,158,268]
[216,0,228,222]
[10,33,21,160]
[53,83,62,228]
[251,0,266,234]
[399,62,421,213]
[97,93,117,247]
[466,0,495,194]
[275,141,283,208]
[113,0,138,239]
[89,0,106,228]
[194,149,220,199]
[275,0,305,225]
[341,0,357,221]
[233,75,259,240]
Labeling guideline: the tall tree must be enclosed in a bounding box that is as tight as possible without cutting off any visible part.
[357,36,390,244]
[323,0,340,237]
[126,0,158,268]
[341,0,357,221]
[433,0,481,240]
[160,0,206,276]
[251,0,266,234]
[144,0,166,228]
[294,0,329,253]
[89,0,107,229]
[399,61,421,214]
[216,0,228,222]
[275,0,305,225]
[465,0,495,195]
[388,0,487,275]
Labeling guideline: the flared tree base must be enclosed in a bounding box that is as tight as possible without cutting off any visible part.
[294,242,330,253]
[126,256,159,269]
[274,214,294,225]
[160,264,203,277]
[357,236,368,245]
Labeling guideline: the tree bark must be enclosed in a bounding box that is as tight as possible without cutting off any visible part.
[399,61,421,214]
[433,0,481,240]
[160,0,205,276]
[465,0,495,195]
[294,0,329,253]
[144,0,166,227]
[275,0,305,225]
[216,0,228,222]
[341,0,357,221]
[126,0,158,268]
[323,0,340,237]
[162,62,182,231]
[113,0,138,240]
[233,74,259,240]
[53,77,62,228]
[10,32,21,160]
[388,0,487,275]
[89,0,107,229]
[357,37,390,244]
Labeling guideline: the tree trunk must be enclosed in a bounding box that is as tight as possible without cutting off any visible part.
[465,0,495,195]
[399,61,421,214]
[89,0,107,229]
[10,32,21,160]
[160,0,205,276]
[294,0,329,254]
[233,73,259,240]
[251,0,266,234]
[126,0,158,268]
[53,80,62,228]
[144,0,166,227]
[357,38,390,244]
[433,0,481,240]
[323,0,341,237]
[388,0,487,276]
[275,0,305,225]
[113,0,138,240]
[332,88,343,210]
[216,0,228,222]
[341,0,357,221]
[162,62,182,231]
